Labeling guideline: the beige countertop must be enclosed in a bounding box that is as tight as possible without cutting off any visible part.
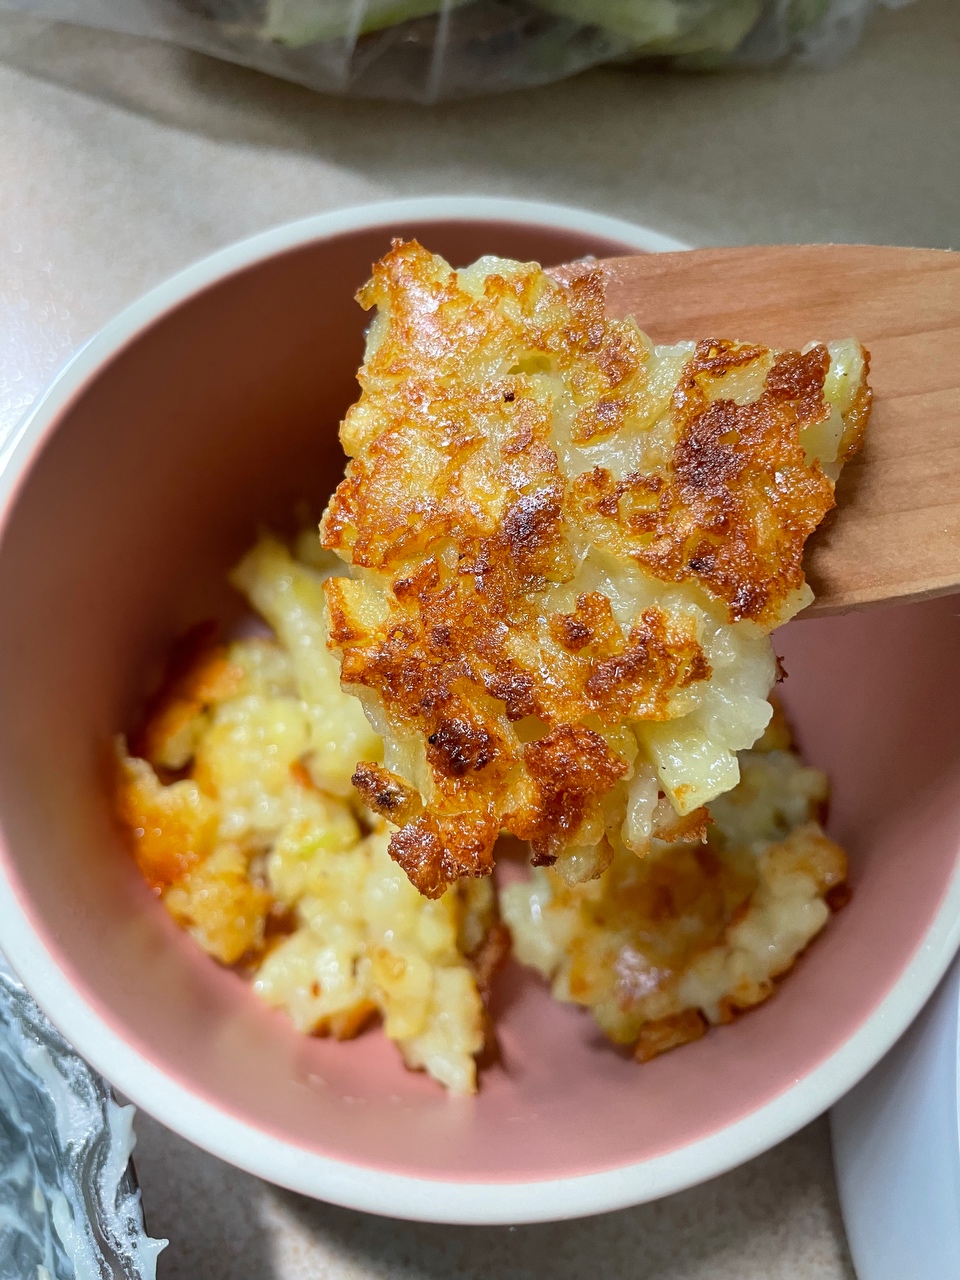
[1,2,956,1273]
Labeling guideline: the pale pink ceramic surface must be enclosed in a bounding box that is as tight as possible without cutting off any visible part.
[1,202,959,1222]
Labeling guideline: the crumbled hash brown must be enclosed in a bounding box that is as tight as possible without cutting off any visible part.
[115,533,501,1095]
[500,703,849,1060]
[321,240,871,897]
[115,548,849,1079]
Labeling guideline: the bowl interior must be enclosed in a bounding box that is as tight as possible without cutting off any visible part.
[1,217,959,1185]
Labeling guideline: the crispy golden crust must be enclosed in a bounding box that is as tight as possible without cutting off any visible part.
[321,241,870,896]
[387,810,500,898]
[351,761,423,825]
[651,801,711,845]
[570,341,854,626]
[134,622,242,771]
[513,724,627,865]
[838,369,873,463]
[115,751,218,893]
[634,1009,707,1063]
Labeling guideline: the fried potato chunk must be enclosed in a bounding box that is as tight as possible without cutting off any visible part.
[321,241,870,897]
[116,753,219,892]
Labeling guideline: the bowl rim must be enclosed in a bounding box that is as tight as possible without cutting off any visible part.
[1,196,959,1224]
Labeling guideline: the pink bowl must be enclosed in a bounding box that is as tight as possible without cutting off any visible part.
[1,198,959,1224]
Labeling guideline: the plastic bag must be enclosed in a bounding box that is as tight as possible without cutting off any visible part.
[0,0,912,102]
[0,955,166,1280]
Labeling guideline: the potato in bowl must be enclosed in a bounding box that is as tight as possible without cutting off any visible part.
[114,238,866,1098]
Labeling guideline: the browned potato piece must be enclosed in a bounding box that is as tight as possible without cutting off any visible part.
[321,241,870,897]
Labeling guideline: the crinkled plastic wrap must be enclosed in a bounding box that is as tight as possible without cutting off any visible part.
[0,0,912,102]
[0,957,166,1280]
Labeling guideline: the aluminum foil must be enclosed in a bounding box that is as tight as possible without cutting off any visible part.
[0,957,166,1280]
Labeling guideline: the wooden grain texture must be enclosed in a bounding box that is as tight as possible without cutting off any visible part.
[595,245,960,617]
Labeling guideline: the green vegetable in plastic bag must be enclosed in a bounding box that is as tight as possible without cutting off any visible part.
[264,0,457,45]
[0,0,913,101]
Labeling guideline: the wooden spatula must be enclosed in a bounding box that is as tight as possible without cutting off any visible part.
[581,244,960,618]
